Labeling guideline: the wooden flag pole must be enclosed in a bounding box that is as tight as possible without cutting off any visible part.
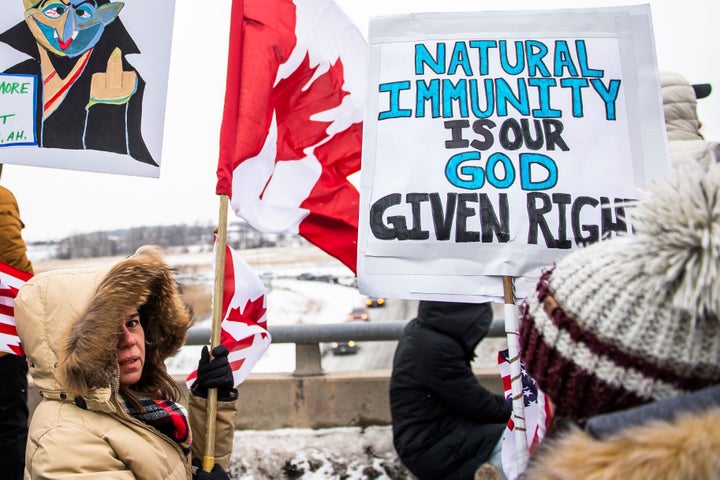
[503,275,529,474]
[202,194,229,473]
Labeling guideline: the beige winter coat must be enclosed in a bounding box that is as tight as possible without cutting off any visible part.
[525,408,720,479]
[661,71,720,168]
[14,246,237,479]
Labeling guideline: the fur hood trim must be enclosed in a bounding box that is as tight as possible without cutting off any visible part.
[526,408,720,479]
[14,246,191,398]
[61,245,192,395]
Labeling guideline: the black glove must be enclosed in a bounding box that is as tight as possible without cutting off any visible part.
[192,458,230,480]
[191,345,236,400]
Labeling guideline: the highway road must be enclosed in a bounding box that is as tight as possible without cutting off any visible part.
[321,297,507,373]
[322,297,418,372]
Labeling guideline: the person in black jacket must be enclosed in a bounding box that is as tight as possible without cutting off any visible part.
[390,301,511,480]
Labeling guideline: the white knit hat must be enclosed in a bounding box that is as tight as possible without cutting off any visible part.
[520,160,720,422]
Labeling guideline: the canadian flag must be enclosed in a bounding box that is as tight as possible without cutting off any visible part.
[216,0,366,273]
[186,241,271,388]
[0,261,32,356]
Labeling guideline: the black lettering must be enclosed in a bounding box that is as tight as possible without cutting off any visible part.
[444,120,470,149]
[601,197,632,239]
[430,193,456,240]
[571,196,599,245]
[499,118,523,150]
[470,119,496,151]
[552,193,572,249]
[370,193,409,240]
[520,118,544,150]
[527,192,557,247]
[406,193,430,240]
[456,193,480,242]
[542,119,569,151]
[479,193,510,242]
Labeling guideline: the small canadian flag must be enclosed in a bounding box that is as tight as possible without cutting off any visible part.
[186,240,271,388]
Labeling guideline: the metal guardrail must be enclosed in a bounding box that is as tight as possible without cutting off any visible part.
[185,318,506,376]
[186,318,506,344]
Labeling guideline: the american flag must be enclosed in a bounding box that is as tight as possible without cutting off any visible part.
[186,241,271,388]
[498,348,553,480]
[0,261,32,356]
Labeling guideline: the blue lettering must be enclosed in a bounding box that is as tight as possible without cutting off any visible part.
[499,40,525,75]
[415,43,445,75]
[590,79,621,120]
[448,42,473,76]
[378,81,412,120]
[442,79,469,118]
[469,79,494,118]
[486,153,516,189]
[553,40,579,77]
[495,78,530,117]
[446,151,485,189]
[528,78,561,118]
[560,78,589,117]
[416,79,441,118]
[521,153,558,190]
[469,40,497,76]
[576,40,603,77]
[525,40,551,77]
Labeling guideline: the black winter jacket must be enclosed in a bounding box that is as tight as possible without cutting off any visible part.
[390,301,511,480]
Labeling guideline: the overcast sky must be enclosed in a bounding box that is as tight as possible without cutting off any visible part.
[2,0,718,243]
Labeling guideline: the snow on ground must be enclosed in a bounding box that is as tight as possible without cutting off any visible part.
[229,427,412,479]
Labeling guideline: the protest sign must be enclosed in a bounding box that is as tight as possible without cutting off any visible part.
[0,1,175,177]
[358,5,670,302]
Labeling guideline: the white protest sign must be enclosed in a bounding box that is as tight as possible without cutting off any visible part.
[0,0,175,177]
[358,5,670,302]
[0,74,36,147]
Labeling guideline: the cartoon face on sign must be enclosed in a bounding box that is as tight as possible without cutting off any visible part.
[0,0,156,165]
[23,0,123,58]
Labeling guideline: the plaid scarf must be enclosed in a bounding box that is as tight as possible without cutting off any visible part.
[121,395,192,457]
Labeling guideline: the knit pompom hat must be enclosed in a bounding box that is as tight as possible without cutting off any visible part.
[519,160,720,423]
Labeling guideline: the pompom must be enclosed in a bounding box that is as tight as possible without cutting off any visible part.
[630,161,720,318]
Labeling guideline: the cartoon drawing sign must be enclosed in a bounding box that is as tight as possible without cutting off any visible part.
[0,0,175,177]
[358,6,670,302]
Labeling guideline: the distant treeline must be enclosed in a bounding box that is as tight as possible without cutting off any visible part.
[35,222,301,260]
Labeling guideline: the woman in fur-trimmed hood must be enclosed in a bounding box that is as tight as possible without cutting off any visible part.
[15,245,237,479]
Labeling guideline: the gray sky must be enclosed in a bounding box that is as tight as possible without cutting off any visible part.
[3,0,718,243]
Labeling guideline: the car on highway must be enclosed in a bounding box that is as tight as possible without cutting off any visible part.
[348,306,369,322]
[365,296,385,308]
[331,338,359,355]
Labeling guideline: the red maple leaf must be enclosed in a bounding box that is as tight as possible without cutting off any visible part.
[273,53,350,161]
[220,296,268,347]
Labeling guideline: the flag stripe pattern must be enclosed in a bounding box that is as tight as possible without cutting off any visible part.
[0,261,32,356]
[216,0,366,273]
[498,348,552,480]
[186,242,271,388]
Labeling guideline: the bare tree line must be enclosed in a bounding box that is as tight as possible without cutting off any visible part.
[40,222,300,260]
